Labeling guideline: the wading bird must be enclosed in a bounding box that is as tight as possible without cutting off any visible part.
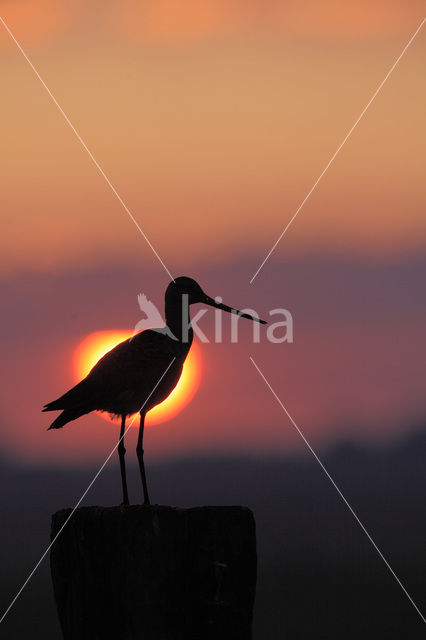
[43,277,266,505]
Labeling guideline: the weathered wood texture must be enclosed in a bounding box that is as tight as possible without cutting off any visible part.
[50,505,256,640]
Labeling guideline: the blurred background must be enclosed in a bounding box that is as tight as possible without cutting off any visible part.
[0,1,425,637]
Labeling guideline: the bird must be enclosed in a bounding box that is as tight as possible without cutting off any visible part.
[43,276,266,505]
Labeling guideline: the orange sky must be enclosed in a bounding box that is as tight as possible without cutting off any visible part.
[0,2,425,275]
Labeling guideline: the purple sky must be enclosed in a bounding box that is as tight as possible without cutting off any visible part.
[1,255,425,465]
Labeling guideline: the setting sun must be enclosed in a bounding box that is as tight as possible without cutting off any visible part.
[73,330,201,426]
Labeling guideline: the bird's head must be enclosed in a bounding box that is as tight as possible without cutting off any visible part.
[166,276,267,323]
[167,277,205,305]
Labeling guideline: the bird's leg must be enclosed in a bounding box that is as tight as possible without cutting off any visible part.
[118,414,129,505]
[136,411,150,505]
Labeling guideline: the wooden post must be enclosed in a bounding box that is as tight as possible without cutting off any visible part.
[50,505,256,639]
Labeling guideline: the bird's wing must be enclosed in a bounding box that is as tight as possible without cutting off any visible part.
[47,330,177,408]
[43,329,181,414]
[88,329,175,377]
[42,378,92,412]
[85,329,179,410]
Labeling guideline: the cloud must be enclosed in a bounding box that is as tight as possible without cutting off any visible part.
[0,0,83,47]
[1,1,423,50]
[111,0,425,45]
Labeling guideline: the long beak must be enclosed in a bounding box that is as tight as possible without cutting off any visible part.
[203,295,267,324]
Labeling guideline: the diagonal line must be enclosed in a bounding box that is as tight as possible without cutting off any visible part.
[250,356,426,625]
[0,357,176,626]
[0,16,174,283]
[250,18,426,284]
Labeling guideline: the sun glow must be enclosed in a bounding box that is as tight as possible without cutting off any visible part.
[74,330,201,426]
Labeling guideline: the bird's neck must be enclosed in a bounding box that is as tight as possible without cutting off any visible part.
[165,293,193,344]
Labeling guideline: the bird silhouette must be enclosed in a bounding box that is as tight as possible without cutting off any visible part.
[43,277,266,505]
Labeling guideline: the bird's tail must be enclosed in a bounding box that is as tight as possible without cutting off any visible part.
[43,378,93,429]
[47,408,88,430]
